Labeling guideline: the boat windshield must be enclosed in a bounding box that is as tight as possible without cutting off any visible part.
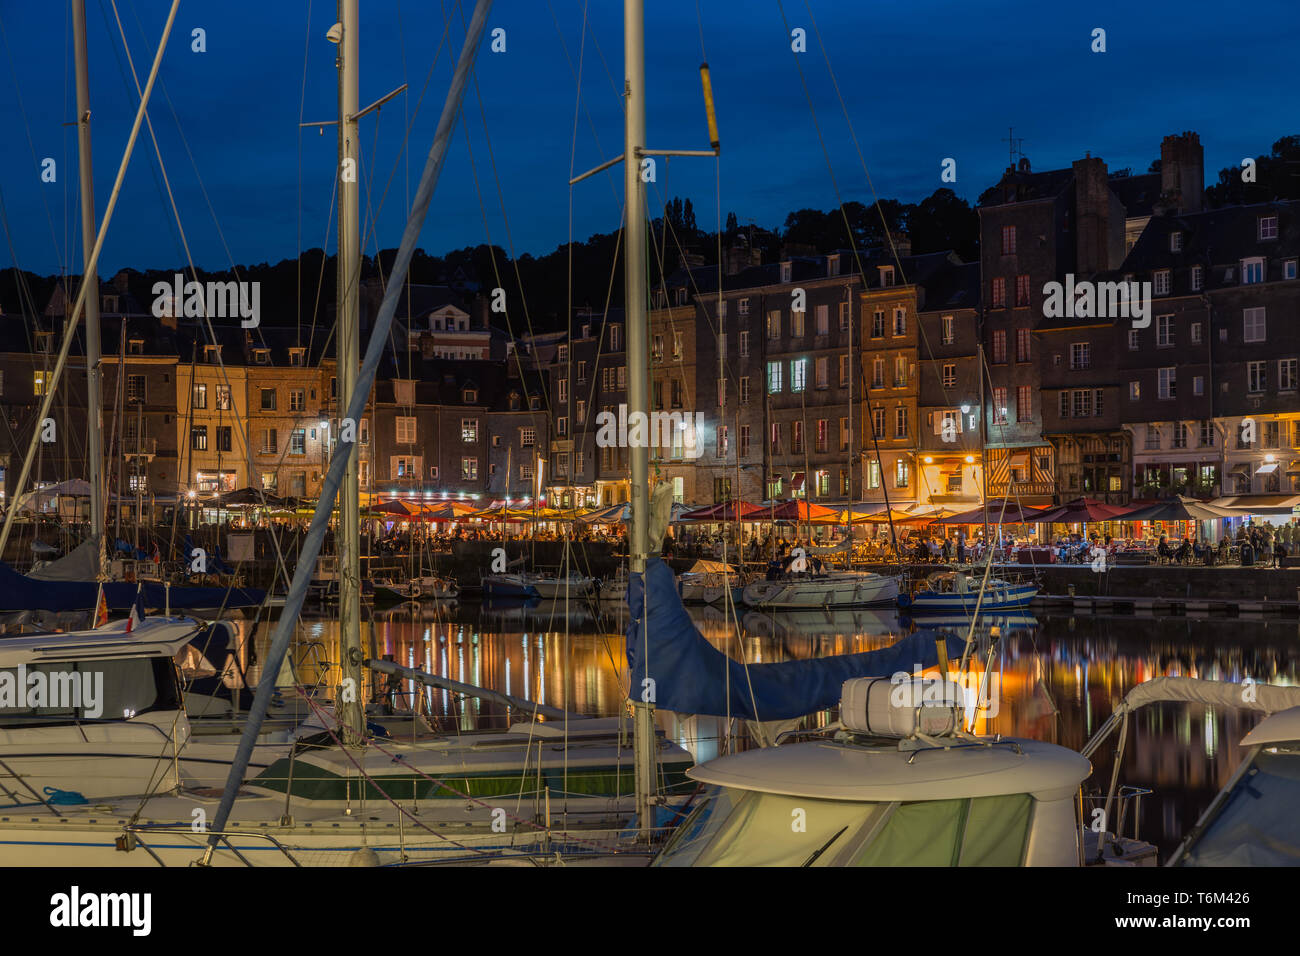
[1175,748,1300,866]
[0,655,183,727]
[654,787,1034,866]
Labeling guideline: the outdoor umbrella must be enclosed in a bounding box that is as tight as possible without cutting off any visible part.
[1117,495,1237,522]
[933,503,1048,524]
[1033,497,1135,524]
[365,499,419,516]
[211,486,285,508]
[761,500,840,522]
[680,500,764,521]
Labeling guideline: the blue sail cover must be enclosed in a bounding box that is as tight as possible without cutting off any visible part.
[0,561,266,612]
[627,557,963,721]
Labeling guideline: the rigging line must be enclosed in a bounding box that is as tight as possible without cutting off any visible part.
[304,175,340,367]
[799,0,908,281]
[107,0,294,579]
[0,9,68,278]
[297,0,314,347]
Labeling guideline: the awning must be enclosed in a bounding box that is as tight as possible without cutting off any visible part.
[1229,464,1251,476]
[1256,462,1279,474]
[1211,494,1300,516]
[790,472,805,491]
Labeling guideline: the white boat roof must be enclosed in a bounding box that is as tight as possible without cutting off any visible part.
[1241,705,1300,747]
[0,617,201,667]
[687,737,1090,802]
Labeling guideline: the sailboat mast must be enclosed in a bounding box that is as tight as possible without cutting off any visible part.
[71,0,105,575]
[336,0,365,745]
[623,0,658,841]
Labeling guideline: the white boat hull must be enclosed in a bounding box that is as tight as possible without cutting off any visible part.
[742,573,899,609]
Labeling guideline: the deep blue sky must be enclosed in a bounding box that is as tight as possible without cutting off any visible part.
[1,0,1295,278]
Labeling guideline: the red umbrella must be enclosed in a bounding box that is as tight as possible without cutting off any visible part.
[1033,497,1135,524]
[760,499,840,522]
[681,499,764,521]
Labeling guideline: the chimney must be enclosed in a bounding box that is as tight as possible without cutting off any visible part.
[892,231,912,258]
[1160,131,1203,215]
[1073,154,1112,274]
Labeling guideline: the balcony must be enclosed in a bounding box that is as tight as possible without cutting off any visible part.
[121,437,158,458]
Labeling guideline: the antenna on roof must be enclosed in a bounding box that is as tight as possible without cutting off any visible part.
[1001,127,1024,170]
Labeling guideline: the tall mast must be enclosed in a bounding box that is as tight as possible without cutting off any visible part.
[336,0,364,745]
[71,0,105,575]
[624,0,657,840]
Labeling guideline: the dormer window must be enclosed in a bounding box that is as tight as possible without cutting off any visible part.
[878,265,896,287]
[432,315,445,331]
[582,323,591,338]
[128,338,145,355]
[463,388,478,403]
[35,331,53,353]
[780,261,792,284]
[609,324,622,351]
[1170,232,1183,252]
[530,396,540,410]
[1259,216,1279,241]
[676,288,687,306]
[203,344,221,363]
[289,348,306,367]
[557,345,568,363]
[1241,257,1265,285]
[827,254,841,277]
[509,391,520,410]
[253,348,271,364]
[102,295,119,313]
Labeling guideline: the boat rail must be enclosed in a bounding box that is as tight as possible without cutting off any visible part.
[121,823,303,867]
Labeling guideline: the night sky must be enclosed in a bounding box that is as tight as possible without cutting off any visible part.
[1,0,1295,278]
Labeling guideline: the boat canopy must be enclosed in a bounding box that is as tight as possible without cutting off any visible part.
[1118,676,1300,716]
[0,617,200,667]
[0,561,266,611]
[627,556,962,721]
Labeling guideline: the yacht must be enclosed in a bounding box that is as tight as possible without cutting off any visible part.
[898,570,1038,614]
[742,570,899,609]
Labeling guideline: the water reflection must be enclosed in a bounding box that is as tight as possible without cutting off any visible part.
[259,601,1300,856]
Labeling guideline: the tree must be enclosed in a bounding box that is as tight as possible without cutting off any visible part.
[1205,135,1300,207]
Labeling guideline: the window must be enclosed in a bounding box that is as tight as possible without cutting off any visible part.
[558,377,568,403]
[290,428,306,455]
[1248,361,1266,393]
[396,416,417,443]
[737,330,750,358]
[260,428,277,454]
[872,408,885,439]
[839,417,850,451]
[738,298,749,316]
[739,377,750,405]
[839,302,850,331]
[1191,265,1203,291]
[1280,358,1298,391]
[780,262,792,283]
[815,419,828,453]
[360,419,369,444]
[872,357,884,389]
[289,388,305,412]
[1127,329,1140,350]
[609,324,622,350]
[1072,389,1092,418]
[767,310,781,339]
[991,277,1006,309]
[1170,232,1183,252]
[1187,322,1201,345]
[815,356,829,388]
[942,315,954,344]
[1198,422,1214,448]
[993,388,1007,424]
[871,310,886,338]
[879,265,896,287]
[892,308,906,336]
[214,385,231,410]
[1193,375,1204,395]
[1172,423,1188,449]
[260,388,276,411]
[942,363,956,387]
[1157,314,1174,347]
[716,425,728,458]
[1259,215,1278,240]
[192,383,208,409]
[577,361,588,382]
[1154,270,1171,295]
[1265,420,1281,449]
[992,329,1007,364]
[253,349,270,365]
[1242,257,1265,284]
[126,375,145,403]
[617,367,626,389]
[1070,343,1091,370]
[838,354,849,387]
[895,459,910,488]
[557,416,568,436]
[1017,385,1031,422]
[1058,391,1070,419]
[1001,225,1016,255]
[670,378,684,407]
[1244,307,1266,342]
[1286,260,1298,280]
[769,422,781,452]
[1014,275,1030,308]
[739,425,751,458]
[1129,381,1140,401]
[216,426,232,453]
[893,356,907,388]
[791,310,806,337]
[191,426,208,451]
[791,421,804,454]
[867,460,881,489]
[767,361,783,393]
[461,419,479,443]
[456,457,476,480]
[1158,367,1176,399]
[1016,328,1030,362]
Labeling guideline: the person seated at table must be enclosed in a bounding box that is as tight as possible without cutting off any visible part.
[1157,536,1171,565]
[1192,539,1205,563]
[1175,537,1191,564]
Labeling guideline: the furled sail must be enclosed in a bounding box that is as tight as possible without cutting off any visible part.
[0,561,265,611]
[627,556,962,721]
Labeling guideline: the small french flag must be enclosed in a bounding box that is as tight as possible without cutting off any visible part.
[125,584,146,633]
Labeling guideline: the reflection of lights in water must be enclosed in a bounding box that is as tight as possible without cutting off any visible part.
[1205,707,1217,759]
[505,658,510,697]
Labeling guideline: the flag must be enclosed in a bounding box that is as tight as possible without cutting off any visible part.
[93,584,109,628]
[151,541,161,565]
[125,584,146,633]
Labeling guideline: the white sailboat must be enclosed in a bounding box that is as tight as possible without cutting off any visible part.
[742,569,899,609]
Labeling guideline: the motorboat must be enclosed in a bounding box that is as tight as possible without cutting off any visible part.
[742,570,899,609]
[480,573,540,600]
[679,559,744,606]
[898,570,1038,614]
[527,573,595,600]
